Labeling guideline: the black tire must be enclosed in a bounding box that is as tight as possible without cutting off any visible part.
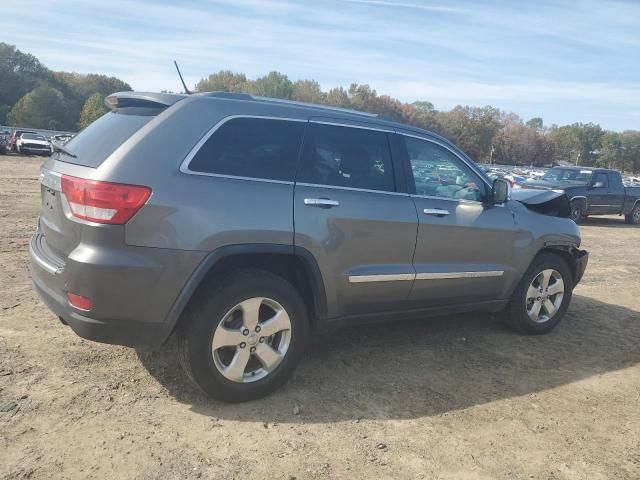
[505,253,574,335]
[569,200,584,223]
[625,203,640,225]
[177,269,309,402]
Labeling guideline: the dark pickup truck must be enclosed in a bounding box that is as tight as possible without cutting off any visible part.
[522,166,640,224]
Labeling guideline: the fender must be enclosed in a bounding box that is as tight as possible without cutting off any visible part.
[158,243,327,342]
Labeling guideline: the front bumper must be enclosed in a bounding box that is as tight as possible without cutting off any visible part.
[573,248,588,285]
[29,231,204,349]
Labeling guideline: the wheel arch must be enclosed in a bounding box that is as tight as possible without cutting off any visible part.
[160,244,327,343]
[535,244,583,285]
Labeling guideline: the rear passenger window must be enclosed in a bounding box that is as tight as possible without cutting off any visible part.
[298,123,395,192]
[188,117,304,181]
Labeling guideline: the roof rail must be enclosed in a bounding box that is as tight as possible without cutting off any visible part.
[196,91,254,100]
[251,96,379,118]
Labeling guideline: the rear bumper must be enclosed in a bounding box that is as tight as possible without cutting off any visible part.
[29,231,205,349]
[573,248,588,285]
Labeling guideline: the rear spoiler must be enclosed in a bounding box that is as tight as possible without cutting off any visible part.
[105,91,187,111]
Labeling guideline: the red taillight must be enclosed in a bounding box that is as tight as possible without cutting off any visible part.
[61,175,151,224]
[67,292,93,311]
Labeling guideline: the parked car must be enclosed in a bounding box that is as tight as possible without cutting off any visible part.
[9,129,37,152]
[16,132,52,156]
[50,134,74,145]
[522,167,640,224]
[0,129,10,154]
[30,91,588,402]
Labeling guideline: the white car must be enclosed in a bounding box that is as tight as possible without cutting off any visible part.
[16,133,52,156]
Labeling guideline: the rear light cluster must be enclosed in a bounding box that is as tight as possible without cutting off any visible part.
[60,175,151,224]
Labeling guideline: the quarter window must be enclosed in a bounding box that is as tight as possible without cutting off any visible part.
[404,136,485,202]
[188,117,305,181]
[298,123,396,192]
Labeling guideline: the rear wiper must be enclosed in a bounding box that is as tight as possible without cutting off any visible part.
[52,143,77,158]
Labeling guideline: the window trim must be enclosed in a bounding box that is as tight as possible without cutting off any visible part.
[398,133,492,204]
[179,115,308,184]
[296,121,400,194]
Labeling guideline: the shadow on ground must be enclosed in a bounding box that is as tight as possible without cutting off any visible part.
[137,295,640,423]
[579,216,636,228]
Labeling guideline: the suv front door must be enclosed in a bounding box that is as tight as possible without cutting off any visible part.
[294,120,418,318]
[398,133,518,308]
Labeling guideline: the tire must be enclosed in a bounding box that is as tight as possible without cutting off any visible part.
[625,203,640,225]
[569,200,584,223]
[177,269,309,402]
[505,253,574,334]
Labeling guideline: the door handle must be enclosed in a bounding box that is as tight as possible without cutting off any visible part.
[423,208,450,217]
[304,198,340,208]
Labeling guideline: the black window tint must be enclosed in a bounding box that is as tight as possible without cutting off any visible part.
[299,123,395,192]
[189,118,304,181]
[63,112,154,167]
[593,172,608,188]
[405,137,485,202]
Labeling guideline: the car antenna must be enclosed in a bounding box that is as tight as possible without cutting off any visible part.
[173,60,191,94]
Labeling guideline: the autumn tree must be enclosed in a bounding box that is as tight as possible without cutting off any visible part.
[78,93,107,129]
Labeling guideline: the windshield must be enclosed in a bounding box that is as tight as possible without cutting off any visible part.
[542,168,592,185]
[22,133,46,141]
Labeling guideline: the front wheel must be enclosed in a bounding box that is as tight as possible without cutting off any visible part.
[569,200,584,223]
[625,203,640,225]
[505,253,574,334]
[177,269,309,402]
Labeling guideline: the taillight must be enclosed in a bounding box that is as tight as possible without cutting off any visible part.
[60,175,151,224]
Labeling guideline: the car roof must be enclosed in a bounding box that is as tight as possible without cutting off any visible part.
[554,166,614,173]
[108,90,457,148]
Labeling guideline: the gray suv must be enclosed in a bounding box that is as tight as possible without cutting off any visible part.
[30,91,588,402]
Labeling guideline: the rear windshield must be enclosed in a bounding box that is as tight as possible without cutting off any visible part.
[22,133,46,141]
[61,111,155,167]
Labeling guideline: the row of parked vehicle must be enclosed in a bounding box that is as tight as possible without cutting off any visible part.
[0,128,73,155]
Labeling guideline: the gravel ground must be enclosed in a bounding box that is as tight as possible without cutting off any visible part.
[1,154,639,479]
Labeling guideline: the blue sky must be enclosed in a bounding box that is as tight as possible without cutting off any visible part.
[4,0,640,130]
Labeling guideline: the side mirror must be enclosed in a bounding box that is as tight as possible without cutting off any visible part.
[491,178,510,204]
[591,181,605,188]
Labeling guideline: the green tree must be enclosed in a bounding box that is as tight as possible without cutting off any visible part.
[195,70,249,93]
[250,71,294,99]
[78,92,107,129]
[526,117,544,131]
[0,43,52,111]
[7,85,70,129]
[598,132,622,169]
[620,131,640,173]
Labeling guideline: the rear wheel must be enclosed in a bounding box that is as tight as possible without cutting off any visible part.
[505,253,574,334]
[177,269,309,402]
[625,203,640,225]
[569,200,584,223]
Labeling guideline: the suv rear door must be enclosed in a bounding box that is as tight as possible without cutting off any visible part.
[294,119,418,319]
[397,132,518,307]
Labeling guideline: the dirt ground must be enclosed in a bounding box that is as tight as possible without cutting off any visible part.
[1,154,639,480]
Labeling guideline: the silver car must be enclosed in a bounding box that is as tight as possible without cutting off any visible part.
[29,91,588,401]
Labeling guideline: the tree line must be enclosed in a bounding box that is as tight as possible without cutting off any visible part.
[196,71,640,173]
[1,42,638,172]
[0,43,131,131]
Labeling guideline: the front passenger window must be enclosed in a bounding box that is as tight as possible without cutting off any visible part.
[404,136,485,202]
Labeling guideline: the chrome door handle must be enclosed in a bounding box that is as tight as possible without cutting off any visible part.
[423,208,450,217]
[304,198,340,208]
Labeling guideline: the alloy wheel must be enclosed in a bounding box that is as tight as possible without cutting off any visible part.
[211,297,292,383]
[525,269,565,323]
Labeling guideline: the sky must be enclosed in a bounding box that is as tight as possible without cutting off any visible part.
[4,0,640,131]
